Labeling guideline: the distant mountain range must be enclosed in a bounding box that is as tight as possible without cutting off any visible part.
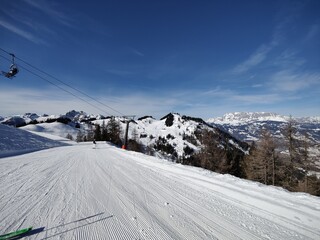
[207,112,320,144]
[1,111,319,158]
[0,110,248,161]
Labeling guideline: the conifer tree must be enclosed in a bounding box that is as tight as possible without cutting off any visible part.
[76,131,84,142]
[106,117,122,146]
[94,124,102,141]
[101,120,108,141]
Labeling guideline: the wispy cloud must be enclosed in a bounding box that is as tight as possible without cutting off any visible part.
[231,6,300,75]
[232,93,284,105]
[273,49,306,68]
[304,24,319,42]
[0,85,318,120]
[232,45,272,74]
[23,0,74,27]
[105,68,136,77]
[129,47,145,57]
[0,87,177,118]
[201,87,285,105]
[270,70,320,92]
[0,0,73,44]
[201,87,234,98]
[0,19,46,44]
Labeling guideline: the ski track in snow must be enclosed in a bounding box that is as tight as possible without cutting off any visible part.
[0,142,320,239]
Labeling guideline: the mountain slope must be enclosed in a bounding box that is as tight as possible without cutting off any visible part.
[1,143,319,239]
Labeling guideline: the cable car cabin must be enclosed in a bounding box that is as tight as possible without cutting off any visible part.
[1,53,19,78]
[2,66,19,78]
[3,64,19,78]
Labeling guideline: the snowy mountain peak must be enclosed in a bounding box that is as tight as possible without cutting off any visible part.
[207,112,320,126]
[207,112,287,125]
[23,113,40,120]
[207,112,320,144]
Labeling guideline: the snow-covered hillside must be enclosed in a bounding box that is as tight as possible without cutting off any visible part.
[0,124,69,158]
[93,114,204,157]
[1,137,320,239]
[92,113,248,160]
[21,122,80,140]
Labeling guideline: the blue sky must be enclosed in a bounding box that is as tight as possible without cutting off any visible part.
[0,0,319,119]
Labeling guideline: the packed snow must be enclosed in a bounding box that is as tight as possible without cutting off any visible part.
[0,125,320,239]
[21,122,80,140]
[0,124,69,158]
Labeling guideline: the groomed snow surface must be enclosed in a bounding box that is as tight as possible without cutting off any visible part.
[1,128,320,239]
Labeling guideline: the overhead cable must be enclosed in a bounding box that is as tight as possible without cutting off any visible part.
[0,48,125,116]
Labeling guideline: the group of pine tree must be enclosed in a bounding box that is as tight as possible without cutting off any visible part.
[70,117,142,152]
[69,117,320,196]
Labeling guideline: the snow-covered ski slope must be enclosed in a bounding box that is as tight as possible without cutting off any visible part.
[0,124,69,158]
[1,142,320,240]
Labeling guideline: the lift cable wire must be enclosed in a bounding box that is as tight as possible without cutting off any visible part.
[0,48,125,116]
[16,56,125,116]
[22,66,114,116]
[0,53,113,116]
[0,47,124,116]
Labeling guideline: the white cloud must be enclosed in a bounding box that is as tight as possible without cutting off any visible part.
[0,88,82,116]
[129,47,145,57]
[270,70,320,92]
[0,19,45,45]
[231,9,299,75]
[232,94,284,105]
[232,45,272,74]
[0,87,178,118]
[23,0,74,27]
[251,84,263,88]
[0,84,318,120]
[273,49,306,68]
[201,87,233,98]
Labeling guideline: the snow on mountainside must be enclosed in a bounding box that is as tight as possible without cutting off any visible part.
[1,111,249,161]
[94,113,202,157]
[21,122,80,140]
[0,124,69,158]
[208,112,288,125]
[207,112,320,143]
[93,113,249,159]
[208,112,320,125]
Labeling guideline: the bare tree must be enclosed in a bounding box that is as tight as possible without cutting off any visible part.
[245,129,277,185]
[284,116,299,183]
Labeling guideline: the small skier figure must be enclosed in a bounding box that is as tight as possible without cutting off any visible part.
[93,139,96,149]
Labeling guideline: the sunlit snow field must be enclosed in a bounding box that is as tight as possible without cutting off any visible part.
[0,124,320,239]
